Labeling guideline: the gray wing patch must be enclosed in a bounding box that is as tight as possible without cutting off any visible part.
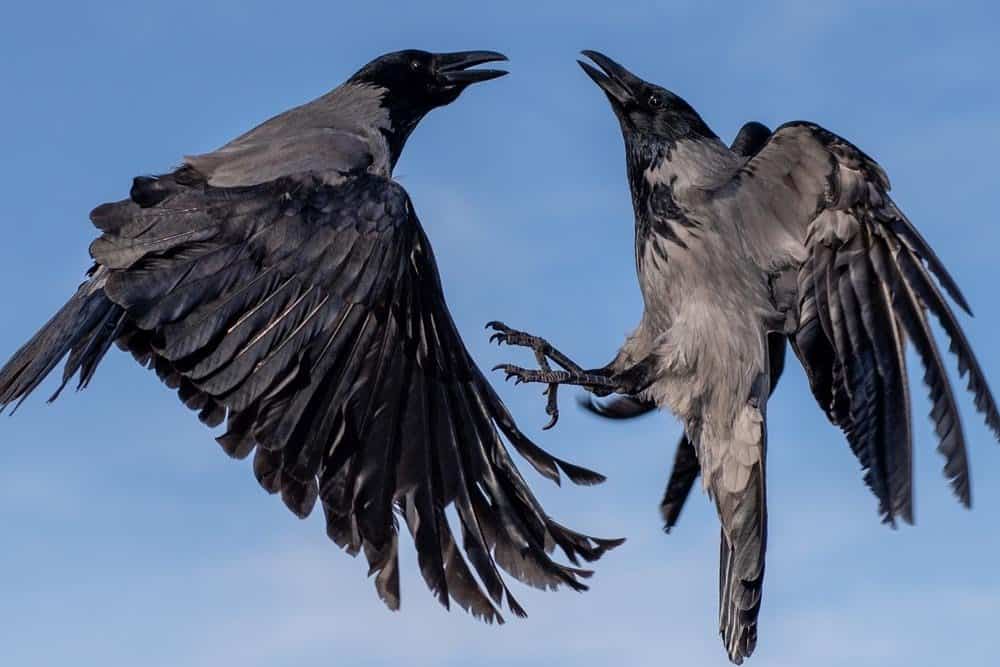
[184,82,392,186]
[185,128,374,187]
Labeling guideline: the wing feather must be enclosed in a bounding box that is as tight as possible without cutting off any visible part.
[0,168,621,620]
[722,122,997,519]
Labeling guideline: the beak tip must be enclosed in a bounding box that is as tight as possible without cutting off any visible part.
[436,50,509,85]
[576,51,633,106]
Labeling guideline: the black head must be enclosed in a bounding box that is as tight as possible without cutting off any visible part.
[349,49,507,163]
[578,50,717,145]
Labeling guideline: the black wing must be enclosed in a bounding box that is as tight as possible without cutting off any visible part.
[0,168,620,622]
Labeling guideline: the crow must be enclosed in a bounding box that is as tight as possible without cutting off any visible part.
[0,49,622,624]
[489,50,1000,662]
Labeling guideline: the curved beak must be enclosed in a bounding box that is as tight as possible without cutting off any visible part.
[436,51,509,85]
[577,50,641,107]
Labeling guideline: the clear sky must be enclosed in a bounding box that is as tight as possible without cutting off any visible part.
[1,2,999,666]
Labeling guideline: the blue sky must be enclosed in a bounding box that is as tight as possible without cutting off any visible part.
[1,1,999,665]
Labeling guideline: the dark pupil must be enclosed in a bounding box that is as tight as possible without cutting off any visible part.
[410,60,421,71]
[648,95,661,108]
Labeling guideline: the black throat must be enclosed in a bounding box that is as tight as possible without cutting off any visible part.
[623,134,676,213]
[623,135,699,255]
[380,112,425,172]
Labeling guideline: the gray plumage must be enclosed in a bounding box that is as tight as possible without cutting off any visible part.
[186,84,391,187]
[0,49,623,625]
[580,120,783,534]
[492,51,1000,663]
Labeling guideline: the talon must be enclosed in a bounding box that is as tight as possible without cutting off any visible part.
[542,412,559,430]
[485,320,503,330]
[489,333,504,345]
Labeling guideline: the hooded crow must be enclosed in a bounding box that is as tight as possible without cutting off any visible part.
[0,49,622,623]
[490,50,1000,662]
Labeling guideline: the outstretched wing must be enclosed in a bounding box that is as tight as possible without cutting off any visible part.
[14,168,621,622]
[714,121,1000,524]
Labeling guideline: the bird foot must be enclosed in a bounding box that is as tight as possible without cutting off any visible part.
[487,321,590,429]
[486,321,546,350]
[486,321,584,371]
[491,358,619,430]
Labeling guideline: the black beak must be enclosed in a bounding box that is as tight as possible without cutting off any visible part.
[578,50,641,107]
[436,51,508,85]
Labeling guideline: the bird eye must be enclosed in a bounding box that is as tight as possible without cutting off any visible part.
[410,60,422,71]
[648,94,662,108]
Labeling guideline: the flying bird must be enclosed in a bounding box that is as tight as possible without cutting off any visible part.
[0,49,621,624]
[489,50,1000,663]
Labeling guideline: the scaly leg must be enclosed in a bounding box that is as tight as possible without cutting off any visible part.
[486,321,620,428]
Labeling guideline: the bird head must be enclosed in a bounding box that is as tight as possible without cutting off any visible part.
[348,49,507,163]
[350,49,508,109]
[578,50,717,146]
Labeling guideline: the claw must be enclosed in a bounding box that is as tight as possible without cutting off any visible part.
[542,412,559,430]
[542,381,560,430]
[490,354,570,429]
[494,363,528,385]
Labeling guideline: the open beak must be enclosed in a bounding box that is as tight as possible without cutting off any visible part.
[577,50,641,107]
[436,51,509,85]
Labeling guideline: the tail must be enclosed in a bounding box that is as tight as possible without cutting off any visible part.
[717,480,766,665]
[0,266,126,411]
[700,402,768,665]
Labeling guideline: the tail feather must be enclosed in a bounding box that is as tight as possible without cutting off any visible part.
[718,486,766,665]
[0,268,124,410]
[701,402,768,665]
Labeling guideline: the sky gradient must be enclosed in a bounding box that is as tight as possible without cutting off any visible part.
[1,2,999,666]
